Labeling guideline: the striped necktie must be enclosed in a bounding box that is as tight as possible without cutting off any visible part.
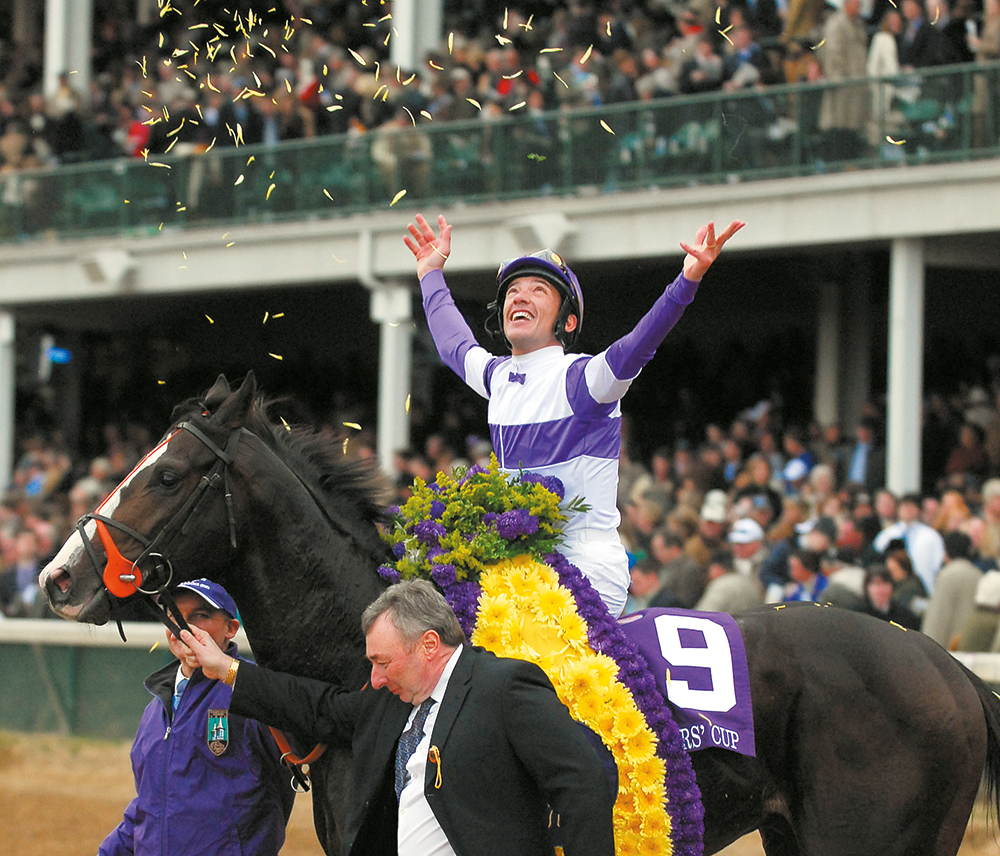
[394,698,435,800]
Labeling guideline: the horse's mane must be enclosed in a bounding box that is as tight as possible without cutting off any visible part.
[172,391,390,535]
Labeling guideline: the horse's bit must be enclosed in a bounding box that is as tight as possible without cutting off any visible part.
[77,420,242,638]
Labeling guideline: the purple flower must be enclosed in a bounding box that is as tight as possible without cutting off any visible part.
[496,509,539,540]
[429,500,446,519]
[459,465,488,482]
[483,512,498,526]
[431,563,458,588]
[377,564,401,583]
[521,472,566,500]
[414,519,447,546]
[386,505,400,517]
[392,542,406,559]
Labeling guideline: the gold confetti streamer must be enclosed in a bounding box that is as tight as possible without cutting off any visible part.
[150,641,160,651]
[234,174,245,185]
[348,48,367,65]
[269,352,283,360]
[266,182,276,199]
[206,315,215,324]
[467,98,483,110]
[886,136,906,145]
[580,44,593,64]
[405,394,411,413]
[716,7,722,23]
[553,71,569,88]
[390,189,407,206]
[343,421,362,430]
[811,38,826,49]
[342,438,350,454]
[509,101,526,111]
[323,188,334,200]
[263,311,270,324]
[600,119,615,134]
[448,32,454,54]
[540,47,563,53]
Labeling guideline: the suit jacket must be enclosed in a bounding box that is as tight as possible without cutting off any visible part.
[231,645,615,856]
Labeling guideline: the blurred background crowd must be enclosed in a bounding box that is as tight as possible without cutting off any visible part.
[6,357,1000,662]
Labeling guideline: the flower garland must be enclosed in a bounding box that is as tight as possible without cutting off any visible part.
[379,458,703,856]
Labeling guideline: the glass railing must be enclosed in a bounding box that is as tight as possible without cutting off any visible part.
[1,60,997,242]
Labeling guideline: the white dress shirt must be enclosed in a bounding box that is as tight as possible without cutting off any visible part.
[397,645,464,856]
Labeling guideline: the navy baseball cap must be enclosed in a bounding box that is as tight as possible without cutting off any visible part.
[172,578,239,620]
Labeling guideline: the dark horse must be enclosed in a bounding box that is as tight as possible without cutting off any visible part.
[40,374,1000,856]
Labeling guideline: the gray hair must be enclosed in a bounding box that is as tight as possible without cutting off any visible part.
[361,579,466,648]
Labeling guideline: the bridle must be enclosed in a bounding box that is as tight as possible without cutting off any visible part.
[77,416,329,785]
[77,420,242,639]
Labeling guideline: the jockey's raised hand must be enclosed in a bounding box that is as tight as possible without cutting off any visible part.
[405,213,453,280]
[681,219,745,282]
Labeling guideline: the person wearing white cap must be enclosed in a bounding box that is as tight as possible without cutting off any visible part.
[684,489,730,569]
[727,518,769,582]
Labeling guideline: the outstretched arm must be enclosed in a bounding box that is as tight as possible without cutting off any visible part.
[579,219,746,406]
[404,213,496,395]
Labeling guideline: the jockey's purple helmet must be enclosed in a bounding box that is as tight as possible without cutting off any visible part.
[486,249,584,349]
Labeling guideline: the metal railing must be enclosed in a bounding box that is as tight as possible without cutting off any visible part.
[1,61,997,242]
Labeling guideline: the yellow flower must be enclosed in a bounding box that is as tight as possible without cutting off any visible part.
[503,615,526,651]
[638,834,669,856]
[632,756,666,792]
[574,688,606,723]
[623,727,657,761]
[557,610,589,643]
[605,681,634,712]
[479,571,507,598]
[535,584,576,620]
[614,704,646,739]
[614,829,642,856]
[591,653,620,686]
[560,656,601,699]
[642,808,670,838]
[472,622,504,651]
[478,593,515,626]
[635,786,666,816]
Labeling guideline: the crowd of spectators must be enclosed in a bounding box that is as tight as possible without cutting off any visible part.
[0,0,997,176]
[5,358,1000,663]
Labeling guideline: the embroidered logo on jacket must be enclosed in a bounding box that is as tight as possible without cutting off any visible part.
[207,709,230,756]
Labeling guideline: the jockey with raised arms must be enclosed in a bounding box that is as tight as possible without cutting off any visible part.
[405,213,744,618]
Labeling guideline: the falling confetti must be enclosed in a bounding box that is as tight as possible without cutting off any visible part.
[280,416,291,432]
[323,188,334,200]
[600,119,615,135]
[886,136,906,145]
[390,189,407,206]
[343,421,362,431]
[811,38,826,49]
[405,394,411,413]
[150,641,160,652]
[266,182,276,199]
[235,174,245,185]
[580,44,594,64]
[206,315,215,324]
[269,353,283,360]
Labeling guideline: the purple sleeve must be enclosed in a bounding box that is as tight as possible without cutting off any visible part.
[419,269,484,380]
[604,272,699,380]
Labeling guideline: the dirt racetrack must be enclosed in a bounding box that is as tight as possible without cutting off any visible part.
[1,730,997,855]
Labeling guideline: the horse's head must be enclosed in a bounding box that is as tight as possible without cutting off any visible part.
[40,373,258,624]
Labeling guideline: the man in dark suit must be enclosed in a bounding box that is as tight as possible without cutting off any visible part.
[181,579,615,856]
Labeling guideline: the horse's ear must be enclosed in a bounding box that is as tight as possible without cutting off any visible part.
[215,371,257,428]
[201,374,232,412]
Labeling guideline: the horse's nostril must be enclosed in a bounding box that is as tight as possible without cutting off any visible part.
[51,568,72,595]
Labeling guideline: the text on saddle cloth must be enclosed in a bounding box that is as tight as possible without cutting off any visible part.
[619,608,756,757]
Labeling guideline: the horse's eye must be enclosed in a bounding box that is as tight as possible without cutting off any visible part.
[158,471,180,488]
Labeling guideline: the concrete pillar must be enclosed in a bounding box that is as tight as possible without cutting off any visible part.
[813,282,840,429]
[0,313,15,495]
[44,0,92,100]
[389,0,444,72]
[886,238,925,495]
[369,282,414,477]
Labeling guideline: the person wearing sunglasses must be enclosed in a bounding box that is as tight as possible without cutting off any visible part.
[405,213,744,617]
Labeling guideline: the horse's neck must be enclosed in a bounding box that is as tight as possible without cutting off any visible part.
[225,451,386,688]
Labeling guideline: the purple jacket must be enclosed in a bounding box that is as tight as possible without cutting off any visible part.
[99,645,294,856]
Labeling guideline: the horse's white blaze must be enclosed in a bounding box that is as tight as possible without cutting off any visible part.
[38,434,175,613]
[96,434,174,518]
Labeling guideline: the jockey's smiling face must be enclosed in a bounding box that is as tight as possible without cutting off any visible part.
[502,276,577,356]
[167,591,239,678]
